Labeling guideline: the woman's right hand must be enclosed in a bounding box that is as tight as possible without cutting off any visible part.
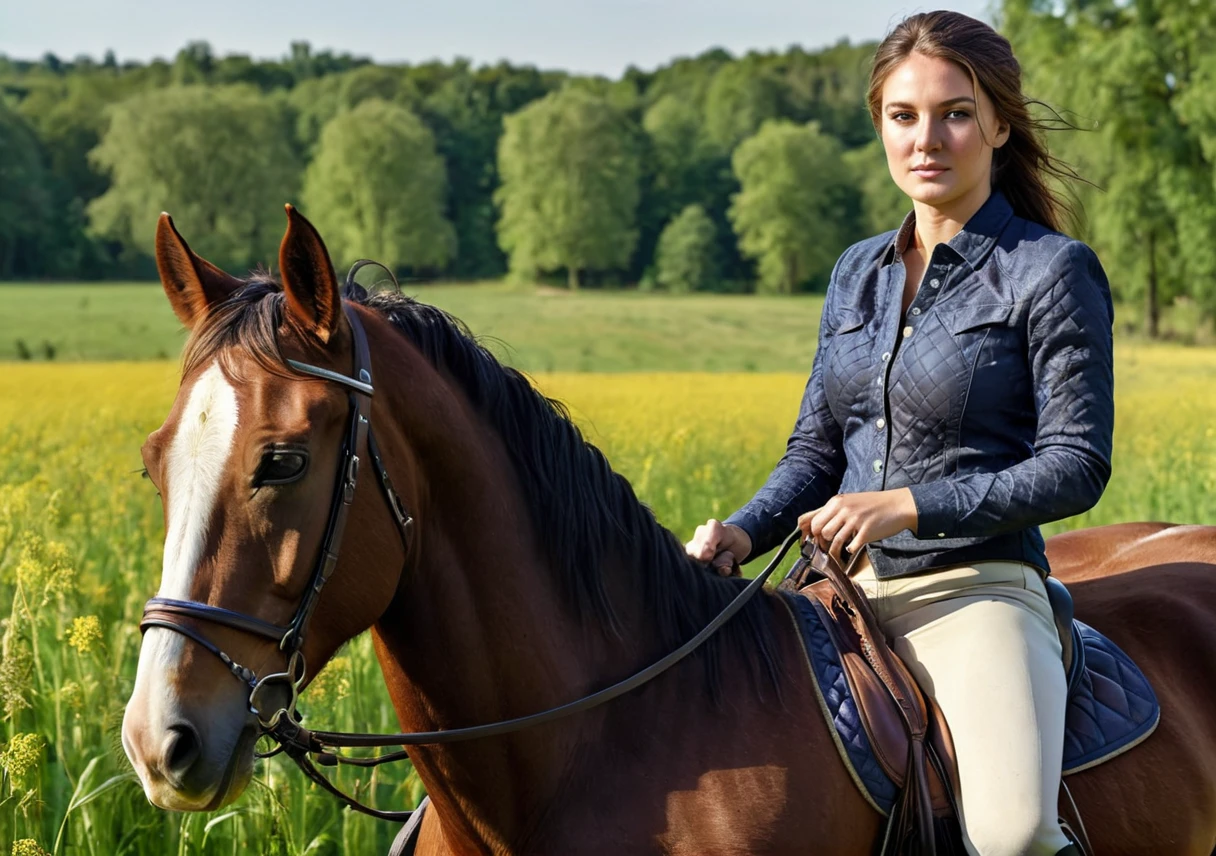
[685,520,753,577]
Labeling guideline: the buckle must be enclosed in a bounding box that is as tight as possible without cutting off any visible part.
[343,455,360,503]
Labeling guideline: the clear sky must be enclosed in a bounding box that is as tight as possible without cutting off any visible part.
[1,0,995,77]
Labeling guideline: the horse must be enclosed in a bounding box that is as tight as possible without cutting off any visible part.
[122,206,1216,854]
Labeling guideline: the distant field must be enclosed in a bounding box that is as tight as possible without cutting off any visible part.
[4,281,1211,369]
[0,281,827,372]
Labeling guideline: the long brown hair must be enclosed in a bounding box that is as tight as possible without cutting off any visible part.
[867,10,1081,233]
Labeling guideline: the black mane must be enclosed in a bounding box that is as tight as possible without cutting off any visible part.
[184,277,781,701]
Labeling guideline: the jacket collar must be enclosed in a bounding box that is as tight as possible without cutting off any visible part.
[880,189,1014,271]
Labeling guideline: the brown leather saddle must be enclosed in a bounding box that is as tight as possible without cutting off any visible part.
[780,543,1089,856]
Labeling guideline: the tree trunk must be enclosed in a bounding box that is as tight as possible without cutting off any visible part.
[1147,229,1159,339]
[784,254,797,295]
[568,266,580,290]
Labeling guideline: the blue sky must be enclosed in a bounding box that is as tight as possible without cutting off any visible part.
[1,0,995,77]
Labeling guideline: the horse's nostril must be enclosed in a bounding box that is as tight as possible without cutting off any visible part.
[162,723,201,782]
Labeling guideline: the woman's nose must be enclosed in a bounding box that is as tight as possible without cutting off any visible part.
[915,119,941,152]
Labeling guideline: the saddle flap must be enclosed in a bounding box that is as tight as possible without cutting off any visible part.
[804,583,958,817]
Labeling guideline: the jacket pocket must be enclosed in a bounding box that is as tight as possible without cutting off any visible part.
[945,302,1014,335]
[833,314,866,335]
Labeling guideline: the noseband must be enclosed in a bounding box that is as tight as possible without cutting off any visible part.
[137,291,802,825]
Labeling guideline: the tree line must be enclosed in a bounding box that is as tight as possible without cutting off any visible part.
[2,0,1215,328]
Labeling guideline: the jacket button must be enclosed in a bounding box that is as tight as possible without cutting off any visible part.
[930,278,941,288]
[903,326,913,338]
[937,532,946,538]
[910,307,921,315]
[872,459,883,473]
[881,351,891,361]
[876,418,886,429]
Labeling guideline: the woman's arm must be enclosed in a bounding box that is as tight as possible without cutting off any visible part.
[908,240,1115,539]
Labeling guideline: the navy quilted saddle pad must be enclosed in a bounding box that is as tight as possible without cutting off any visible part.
[782,589,1161,815]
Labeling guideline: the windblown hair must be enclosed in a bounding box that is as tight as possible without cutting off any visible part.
[182,278,782,702]
[868,10,1083,233]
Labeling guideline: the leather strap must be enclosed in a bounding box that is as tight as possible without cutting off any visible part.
[277,529,805,753]
[143,597,289,643]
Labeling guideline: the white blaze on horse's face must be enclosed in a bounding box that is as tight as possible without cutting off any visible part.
[124,361,253,810]
[160,361,240,599]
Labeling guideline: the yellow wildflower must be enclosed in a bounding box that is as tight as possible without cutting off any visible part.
[66,616,102,654]
[12,840,50,856]
[0,639,33,719]
[14,534,45,590]
[42,541,75,597]
[1,733,43,784]
[307,656,352,704]
[59,681,84,711]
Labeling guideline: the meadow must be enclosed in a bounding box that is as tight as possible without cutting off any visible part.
[0,293,1213,853]
[0,283,826,372]
[1,283,1212,369]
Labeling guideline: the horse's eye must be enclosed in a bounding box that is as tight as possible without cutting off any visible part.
[254,447,309,486]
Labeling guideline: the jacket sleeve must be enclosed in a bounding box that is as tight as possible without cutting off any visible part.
[908,241,1115,539]
[724,257,850,560]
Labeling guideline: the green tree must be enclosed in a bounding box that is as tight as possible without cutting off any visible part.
[655,204,719,292]
[843,138,910,236]
[495,86,642,288]
[1003,0,1216,333]
[0,101,51,277]
[703,61,783,152]
[729,120,855,293]
[303,99,456,272]
[88,85,300,270]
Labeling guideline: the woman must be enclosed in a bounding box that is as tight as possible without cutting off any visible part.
[686,11,1113,856]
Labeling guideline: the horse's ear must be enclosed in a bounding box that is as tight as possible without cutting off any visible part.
[279,204,342,345]
[155,213,243,329]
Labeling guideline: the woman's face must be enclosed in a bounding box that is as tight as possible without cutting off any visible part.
[879,52,1009,217]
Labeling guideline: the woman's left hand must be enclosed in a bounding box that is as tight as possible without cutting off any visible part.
[799,488,920,567]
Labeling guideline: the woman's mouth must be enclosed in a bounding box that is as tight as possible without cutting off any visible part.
[912,165,948,179]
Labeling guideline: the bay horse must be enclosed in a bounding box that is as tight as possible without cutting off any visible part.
[122,206,1216,854]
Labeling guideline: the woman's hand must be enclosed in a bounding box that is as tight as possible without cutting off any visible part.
[685,520,753,577]
[799,488,919,567]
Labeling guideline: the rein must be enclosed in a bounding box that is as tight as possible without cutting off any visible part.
[138,294,801,823]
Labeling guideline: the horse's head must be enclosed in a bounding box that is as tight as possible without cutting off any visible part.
[122,207,407,811]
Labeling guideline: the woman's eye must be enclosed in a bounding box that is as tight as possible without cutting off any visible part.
[946,109,970,119]
[253,448,309,487]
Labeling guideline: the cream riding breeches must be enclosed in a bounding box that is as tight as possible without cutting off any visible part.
[851,550,1073,856]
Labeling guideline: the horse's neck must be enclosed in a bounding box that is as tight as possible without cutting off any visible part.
[367,346,657,848]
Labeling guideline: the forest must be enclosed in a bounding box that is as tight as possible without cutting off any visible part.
[3,0,1216,334]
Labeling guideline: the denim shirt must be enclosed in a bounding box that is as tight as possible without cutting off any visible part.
[725,190,1115,579]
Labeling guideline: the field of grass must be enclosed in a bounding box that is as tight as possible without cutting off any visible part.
[0,339,1212,854]
[3,281,1214,370]
[0,282,828,372]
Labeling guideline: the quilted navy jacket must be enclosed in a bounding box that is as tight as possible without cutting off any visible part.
[725,190,1115,579]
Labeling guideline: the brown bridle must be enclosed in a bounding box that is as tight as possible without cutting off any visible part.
[138,284,801,825]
